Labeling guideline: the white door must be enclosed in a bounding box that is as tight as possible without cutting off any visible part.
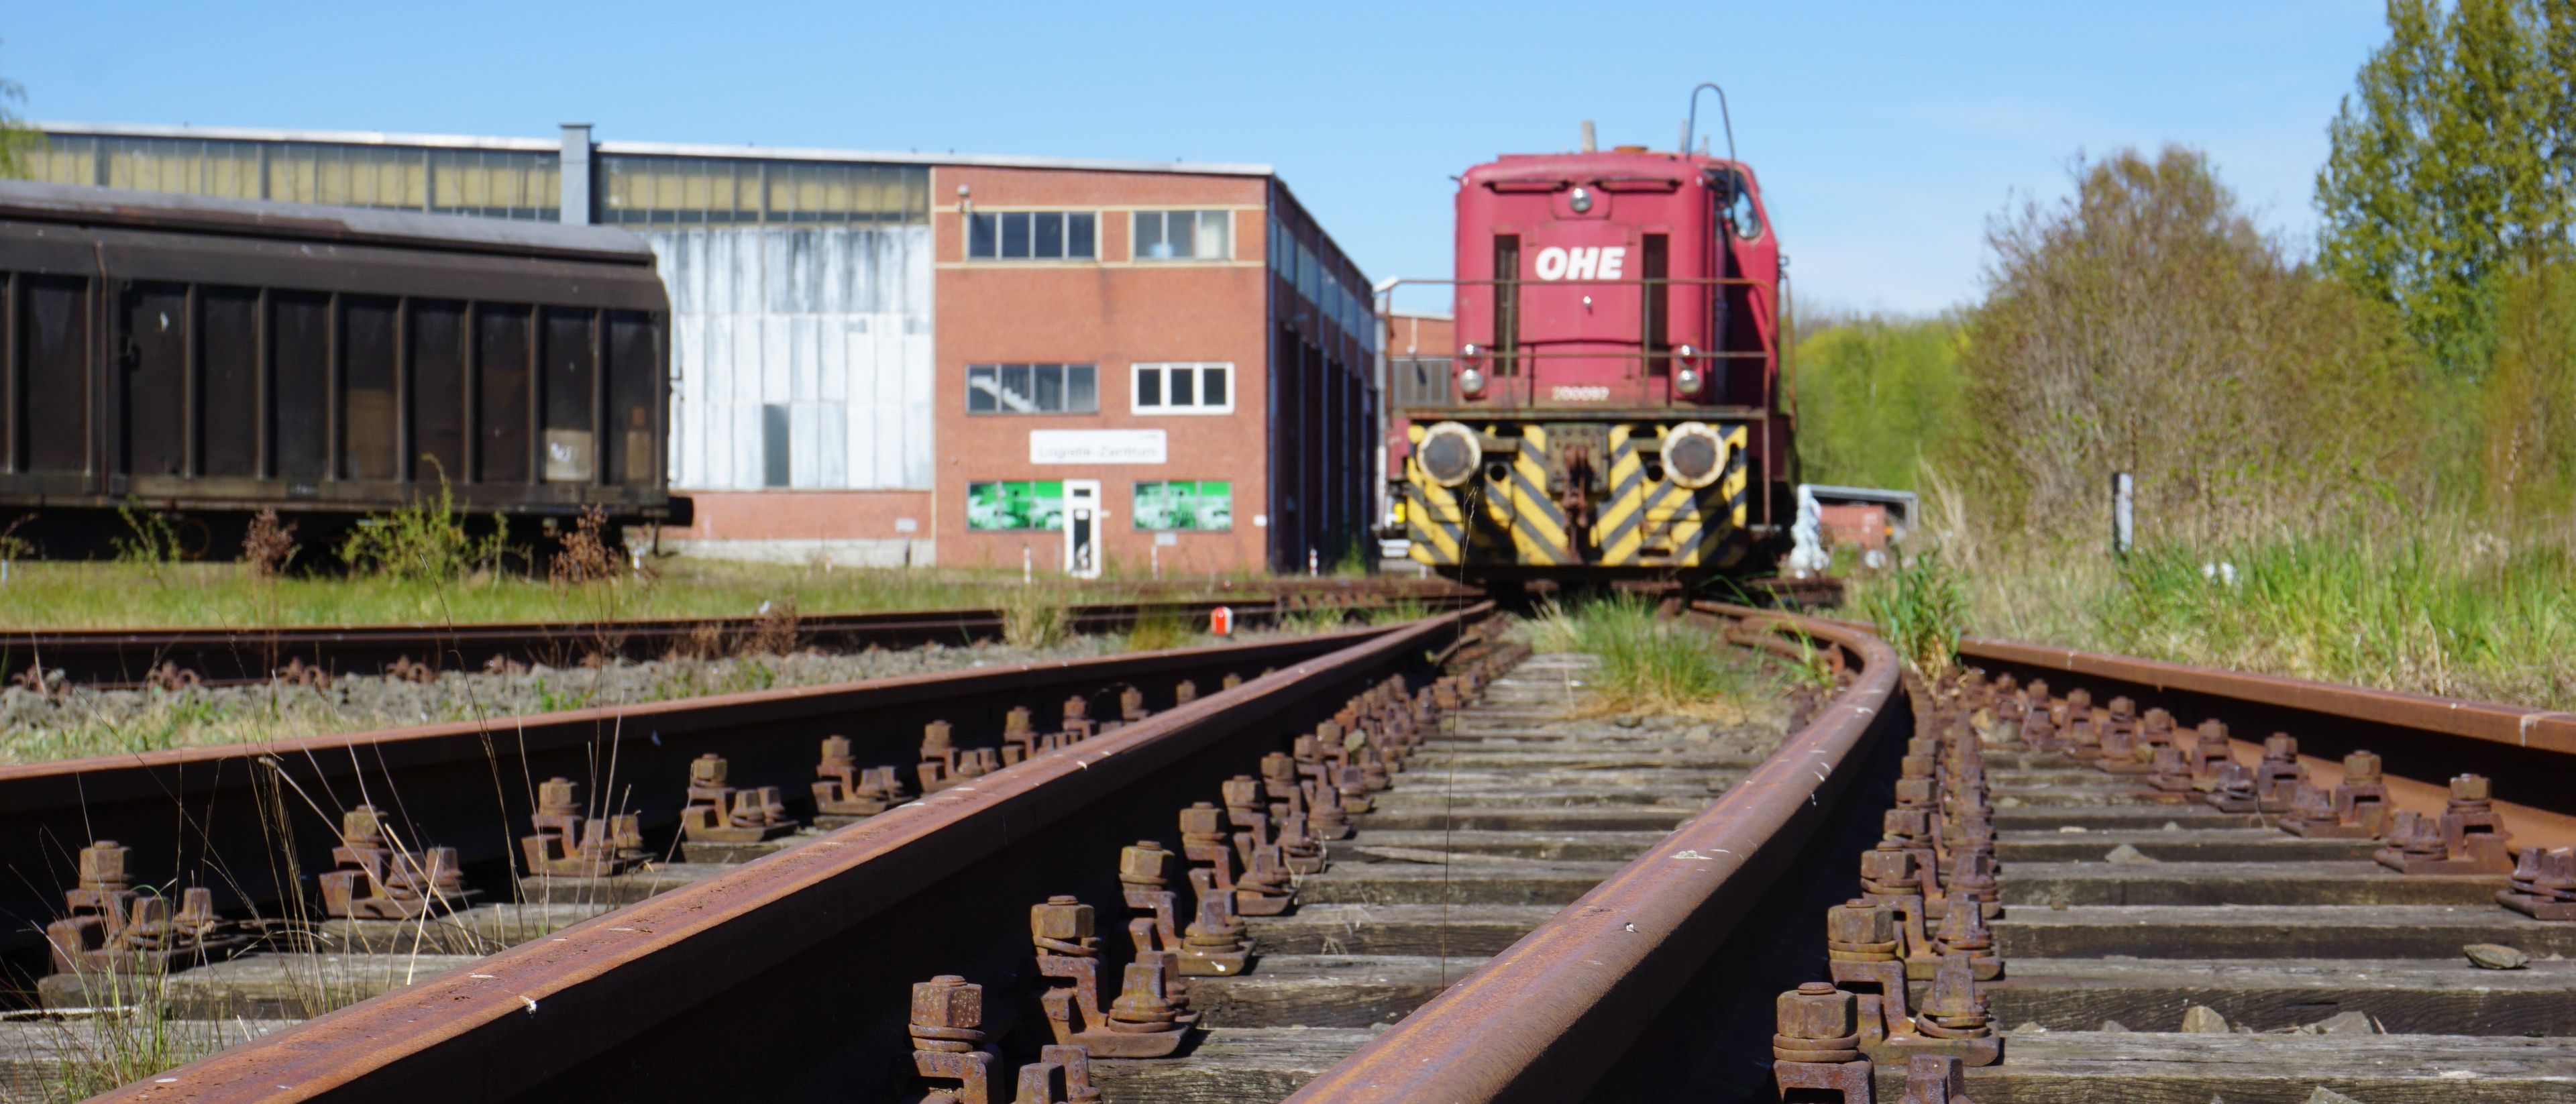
[1063,480,1102,579]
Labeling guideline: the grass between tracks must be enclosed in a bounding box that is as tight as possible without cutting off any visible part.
[1845,527,2576,710]
[1520,594,1760,721]
[0,558,1285,630]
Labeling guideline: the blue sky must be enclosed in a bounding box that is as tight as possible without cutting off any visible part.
[7,2,2388,317]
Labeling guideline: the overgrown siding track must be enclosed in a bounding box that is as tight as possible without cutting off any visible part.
[0,616,1454,975]
[1,579,1469,689]
[23,596,2576,1103]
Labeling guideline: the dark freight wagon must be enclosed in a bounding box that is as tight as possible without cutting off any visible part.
[0,180,680,556]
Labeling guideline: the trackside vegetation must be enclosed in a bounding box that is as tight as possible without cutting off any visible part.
[1816,3,2576,706]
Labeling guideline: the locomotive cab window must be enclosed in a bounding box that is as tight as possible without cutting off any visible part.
[1715,170,1762,241]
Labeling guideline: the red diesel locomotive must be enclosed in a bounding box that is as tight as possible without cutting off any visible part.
[1396,88,1792,582]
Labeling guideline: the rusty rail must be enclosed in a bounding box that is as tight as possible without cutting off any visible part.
[85,605,1492,1103]
[1281,603,1906,1102]
[1947,635,2576,849]
[0,578,1473,689]
[0,618,1444,968]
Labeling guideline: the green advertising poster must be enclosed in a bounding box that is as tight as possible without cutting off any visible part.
[965,481,1065,531]
[1133,481,1232,531]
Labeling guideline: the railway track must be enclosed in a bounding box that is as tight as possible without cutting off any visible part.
[0,578,1468,689]
[13,597,2576,1102]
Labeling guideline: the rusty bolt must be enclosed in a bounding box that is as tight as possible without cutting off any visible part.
[912,975,981,1027]
[1222,776,1261,810]
[1030,895,1094,944]
[1063,696,1089,722]
[1175,680,1198,704]
[2453,774,2491,803]
[922,721,954,754]
[341,804,385,843]
[2344,750,2381,783]
[2107,696,2135,720]
[1859,846,1915,885]
[538,777,580,815]
[818,736,854,768]
[2262,733,2298,761]
[689,754,728,787]
[1120,840,1172,885]
[1180,802,1225,838]
[1883,808,1929,841]
[1777,981,1855,1040]
[1826,899,1898,946]
[2064,687,2090,710]
[78,840,131,889]
[1108,962,1180,1027]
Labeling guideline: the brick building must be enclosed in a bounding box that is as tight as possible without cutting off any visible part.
[23,123,1379,573]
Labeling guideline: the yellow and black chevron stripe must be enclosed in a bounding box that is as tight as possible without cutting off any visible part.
[1403,420,1750,573]
[1590,423,1750,569]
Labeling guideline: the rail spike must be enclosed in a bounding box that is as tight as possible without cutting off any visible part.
[1771,981,1871,1103]
[1029,895,1196,1057]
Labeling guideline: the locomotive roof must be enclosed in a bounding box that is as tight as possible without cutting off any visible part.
[1465,150,1750,185]
[0,179,659,265]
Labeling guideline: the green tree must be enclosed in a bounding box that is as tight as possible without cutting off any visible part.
[2318,0,2570,371]
[1790,313,1966,492]
[1966,147,2416,546]
[0,56,32,179]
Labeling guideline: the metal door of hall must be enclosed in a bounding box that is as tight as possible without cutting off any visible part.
[1063,479,1102,579]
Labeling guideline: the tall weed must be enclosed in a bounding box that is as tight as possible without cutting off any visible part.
[339,471,504,582]
[1856,552,1966,674]
[1002,587,1070,650]
[111,503,184,567]
[1523,595,1746,718]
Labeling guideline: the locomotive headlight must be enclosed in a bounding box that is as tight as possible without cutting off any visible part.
[1456,347,1487,400]
[1674,366,1704,394]
[1417,421,1483,488]
[1569,186,1594,214]
[1662,421,1727,489]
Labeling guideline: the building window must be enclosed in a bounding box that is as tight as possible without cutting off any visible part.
[965,480,1065,530]
[1130,363,1234,415]
[761,403,792,487]
[1133,480,1232,531]
[967,211,1097,260]
[1132,211,1232,260]
[967,364,1099,415]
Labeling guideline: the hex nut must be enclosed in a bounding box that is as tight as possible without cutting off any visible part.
[911,975,982,1029]
[1030,895,1093,942]
[1777,981,1855,1040]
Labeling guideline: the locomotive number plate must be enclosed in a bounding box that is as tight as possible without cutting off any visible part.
[1551,386,1611,402]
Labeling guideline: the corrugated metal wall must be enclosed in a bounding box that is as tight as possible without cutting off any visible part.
[653,226,934,491]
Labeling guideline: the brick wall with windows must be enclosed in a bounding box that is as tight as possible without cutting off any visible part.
[932,165,1275,574]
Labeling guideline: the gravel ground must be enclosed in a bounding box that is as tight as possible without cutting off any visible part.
[0,626,1317,764]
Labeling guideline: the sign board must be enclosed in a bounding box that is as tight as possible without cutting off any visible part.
[1030,429,1167,465]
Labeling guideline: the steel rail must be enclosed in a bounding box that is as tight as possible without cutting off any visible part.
[1951,634,2576,845]
[0,620,1432,964]
[1723,607,2576,834]
[89,604,1491,1103]
[0,579,1471,688]
[1281,603,1905,1103]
